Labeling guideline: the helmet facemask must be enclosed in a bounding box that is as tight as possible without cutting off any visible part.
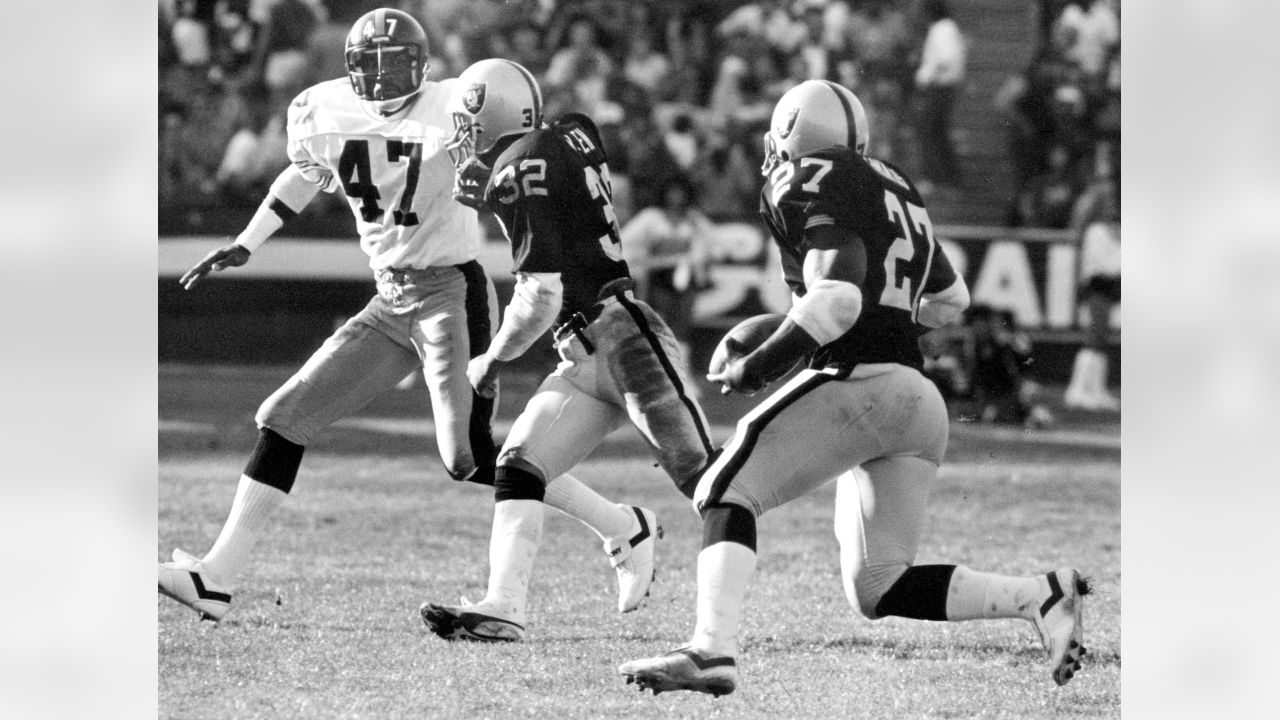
[446,113,484,169]
[346,43,426,113]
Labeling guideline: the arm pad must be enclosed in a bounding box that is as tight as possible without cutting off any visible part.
[786,278,863,345]
[488,272,563,361]
[916,276,970,329]
[234,165,321,252]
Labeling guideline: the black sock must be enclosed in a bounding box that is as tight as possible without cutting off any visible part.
[243,428,305,494]
[874,564,957,621]
[701,502,757,552]
[494,464,545,502]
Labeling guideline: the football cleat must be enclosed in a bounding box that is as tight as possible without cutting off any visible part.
[420,602,525,642]
[619,646,738,697]
[603,506,663,613]
[158,549,232,622]
[1032,568,1092,686]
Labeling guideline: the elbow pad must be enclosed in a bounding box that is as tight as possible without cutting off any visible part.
[489,273,563,361]
[917,276,971,328]
[786,279,863,345]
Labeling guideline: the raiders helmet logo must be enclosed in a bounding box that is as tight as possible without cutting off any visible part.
[776,107,801,139]
[463,83,487,114]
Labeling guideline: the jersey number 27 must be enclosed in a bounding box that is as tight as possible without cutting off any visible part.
[880,190,936,321]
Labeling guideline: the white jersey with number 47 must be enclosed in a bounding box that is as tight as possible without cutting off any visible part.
[286,77,479,271]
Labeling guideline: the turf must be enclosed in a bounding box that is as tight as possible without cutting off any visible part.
[159,364,1120,719]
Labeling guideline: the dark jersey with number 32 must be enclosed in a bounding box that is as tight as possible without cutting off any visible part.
[484,114,631,325]
[760,147,958,371]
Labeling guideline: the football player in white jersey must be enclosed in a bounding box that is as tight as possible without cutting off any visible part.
[160,8,662,623]
[619,80,1090,696]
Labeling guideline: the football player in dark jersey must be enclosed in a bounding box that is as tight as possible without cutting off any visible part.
[418,60,714,642]
[620,81,1089,696]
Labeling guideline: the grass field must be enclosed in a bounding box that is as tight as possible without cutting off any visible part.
[159,364,1120,719]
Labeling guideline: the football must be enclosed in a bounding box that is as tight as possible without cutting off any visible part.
[708,313,791,377]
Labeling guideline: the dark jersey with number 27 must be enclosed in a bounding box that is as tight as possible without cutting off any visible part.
[760,147,959,371]
[484,114,631,325]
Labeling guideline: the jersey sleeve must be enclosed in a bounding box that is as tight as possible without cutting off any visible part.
[922,239,960,293]
[284,87,335,192]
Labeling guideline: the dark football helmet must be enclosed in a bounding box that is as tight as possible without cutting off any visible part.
[345,8,428,111]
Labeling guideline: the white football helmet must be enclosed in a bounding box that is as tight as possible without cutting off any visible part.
[761,80,869,176]
[446,58,544,167]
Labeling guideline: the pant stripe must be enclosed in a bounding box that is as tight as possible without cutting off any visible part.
[616,293,714,455]
[459,260,498,468]
[701,367,850,509]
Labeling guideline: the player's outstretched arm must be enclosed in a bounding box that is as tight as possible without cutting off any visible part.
[179,242,251,290]
[180,165,321,290]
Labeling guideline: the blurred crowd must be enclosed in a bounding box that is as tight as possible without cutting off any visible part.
[159,0,1120,232]
[996,0,1120,230]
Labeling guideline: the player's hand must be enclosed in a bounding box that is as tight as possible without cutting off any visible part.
[179,242,251,290]
[706,341,767,396]
[468,353,505,398]
[452,157,492,210]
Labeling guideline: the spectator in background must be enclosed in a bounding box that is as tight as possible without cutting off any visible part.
[912,0,967,195]
[663,113,701,173]
[214,80,289,207]
[508,22,548,79]
[1012,143,1083,228]
[545,17,614,90]
[1064,179,1120,411]
[211,1,258,79]
[691,131,761,221]
[847,0,913,163]
[620,112,683,211]
[622,175,715,399]
[623,31,671,96]
[967,305,1054,429]
[249,0,319,109]
[169,0,216,70]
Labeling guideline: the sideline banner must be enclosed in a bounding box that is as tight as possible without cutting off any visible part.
[158,223,1117,334]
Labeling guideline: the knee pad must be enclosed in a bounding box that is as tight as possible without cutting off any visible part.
[494,462,546,502]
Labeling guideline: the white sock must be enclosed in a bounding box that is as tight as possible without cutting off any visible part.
[944,566,1043,621]
[481,499,544,624]
[690,541,757,657]
[200,476,287,586]
[543,473,631,541]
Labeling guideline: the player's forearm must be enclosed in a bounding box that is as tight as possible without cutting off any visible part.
[486,273,563,361]
[234,165,321,252]
[743,318,820,381]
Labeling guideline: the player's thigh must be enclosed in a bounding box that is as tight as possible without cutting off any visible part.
[835,457,937,573]
[694,369,878,516]
[257,313,419,444]
[834,456,939,615]
[500,374,627,481]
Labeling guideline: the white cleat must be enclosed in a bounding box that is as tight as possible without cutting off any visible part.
[603,505,663,613]
[158,549,232,622]
[619,646,738,697]
[1032,567,1091,686]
